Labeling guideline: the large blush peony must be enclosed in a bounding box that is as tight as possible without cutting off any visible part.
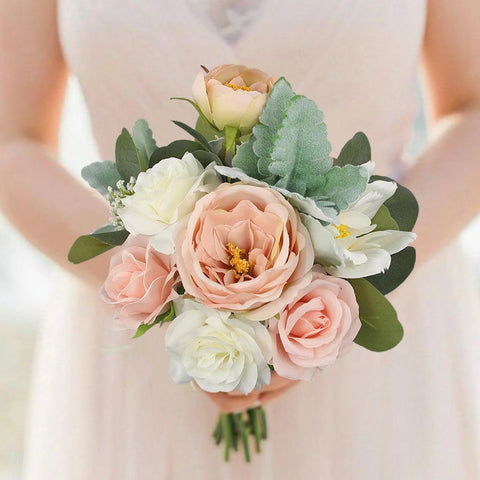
[100,235,179,330]
[176,183,314,321]
[269,269,361,381]
[165,299,272,394]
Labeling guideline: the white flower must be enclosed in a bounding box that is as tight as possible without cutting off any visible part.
[165,299,272,394]
[117,153,220,254]
[303,180,416,278]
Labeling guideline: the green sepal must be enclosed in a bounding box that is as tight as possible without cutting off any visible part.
[349,278,404,352]
[371,205,399,231]
[68,226,128,264]
[171,120,211,151]
[370,175,419,231]
[133,302,176,339]
[81,161,123,196]
[366,247,416,295]
[224,125,238,155]
[335,132,371,167]
[150,140,202,167]
[115,128,145,181]
[195,113,223,143]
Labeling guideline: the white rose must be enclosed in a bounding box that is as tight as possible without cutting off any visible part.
[165,299,272,394]
[117,153,220,254]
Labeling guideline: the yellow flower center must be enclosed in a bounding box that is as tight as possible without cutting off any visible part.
[334,224,350,239]
[226,243,252,278]
[224,83,252,92]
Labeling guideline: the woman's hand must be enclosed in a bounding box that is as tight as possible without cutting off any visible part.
[202,372,299,413]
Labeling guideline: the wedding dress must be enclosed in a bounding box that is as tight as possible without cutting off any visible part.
[23,1,480,478]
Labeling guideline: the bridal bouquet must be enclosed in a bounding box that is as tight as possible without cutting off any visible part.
[69,65,418,462]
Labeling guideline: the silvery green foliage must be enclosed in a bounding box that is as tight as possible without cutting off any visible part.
[232,78,369,216]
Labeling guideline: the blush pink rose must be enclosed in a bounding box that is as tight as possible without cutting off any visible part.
[100,235,179,330]
[176,183,314,321]
[269,269,361,380]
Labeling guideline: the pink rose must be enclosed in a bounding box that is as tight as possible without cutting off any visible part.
[269,270,361,380]
[176,183,314,321]
[100,235,179,329]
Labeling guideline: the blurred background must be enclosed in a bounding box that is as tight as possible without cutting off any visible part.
[1,78,480,480]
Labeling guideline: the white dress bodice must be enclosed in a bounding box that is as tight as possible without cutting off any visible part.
[58,0,425,175]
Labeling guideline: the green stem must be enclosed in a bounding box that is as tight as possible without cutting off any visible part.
[221,414,232,462]
[248,407,262,453]
[260,407,268,440]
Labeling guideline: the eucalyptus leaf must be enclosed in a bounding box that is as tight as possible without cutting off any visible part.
[115,128,143,180]
[172,120,211,151]
[370,175,418,231]
[133,303,176,338]
[150,140,202,167]
[81,161,123,196]
[132,119,157,166]
[371,205,399,231]
[336,132,371,167]
[366,247,416,295]
[90,227,129,246]
[68,235,116,264]
[349,278,404,352]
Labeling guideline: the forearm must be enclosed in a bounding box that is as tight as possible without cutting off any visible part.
[0,137,112,287]
[403,106,480,265]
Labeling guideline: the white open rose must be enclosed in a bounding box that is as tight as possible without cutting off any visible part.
[117,153,220,254]
[165,299,272,394]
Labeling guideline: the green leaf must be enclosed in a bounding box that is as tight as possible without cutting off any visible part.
[232,135,259,178]
[208,137,225,157]
[115,128,143,180]
[171,120,211,151]
[133,303,176,338]
[336,132,371,167]
[150,140,201,167]
[68,226,129,264]
[191,150,222,168]
[90,226,129,246]
[81,161,123,196]
[320,164,369,211]
[349,278,404,352]
[370,175,419,231]
[253,77,296,172]
[68,235,116,264]
[132,119,157,167]
[366,246,416,295]
[268,95,332,195]
[371,205,399,231]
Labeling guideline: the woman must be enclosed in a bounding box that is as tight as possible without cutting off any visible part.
[1,0,480,478]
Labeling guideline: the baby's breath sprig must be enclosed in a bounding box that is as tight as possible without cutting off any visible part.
[107,177,136,226]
